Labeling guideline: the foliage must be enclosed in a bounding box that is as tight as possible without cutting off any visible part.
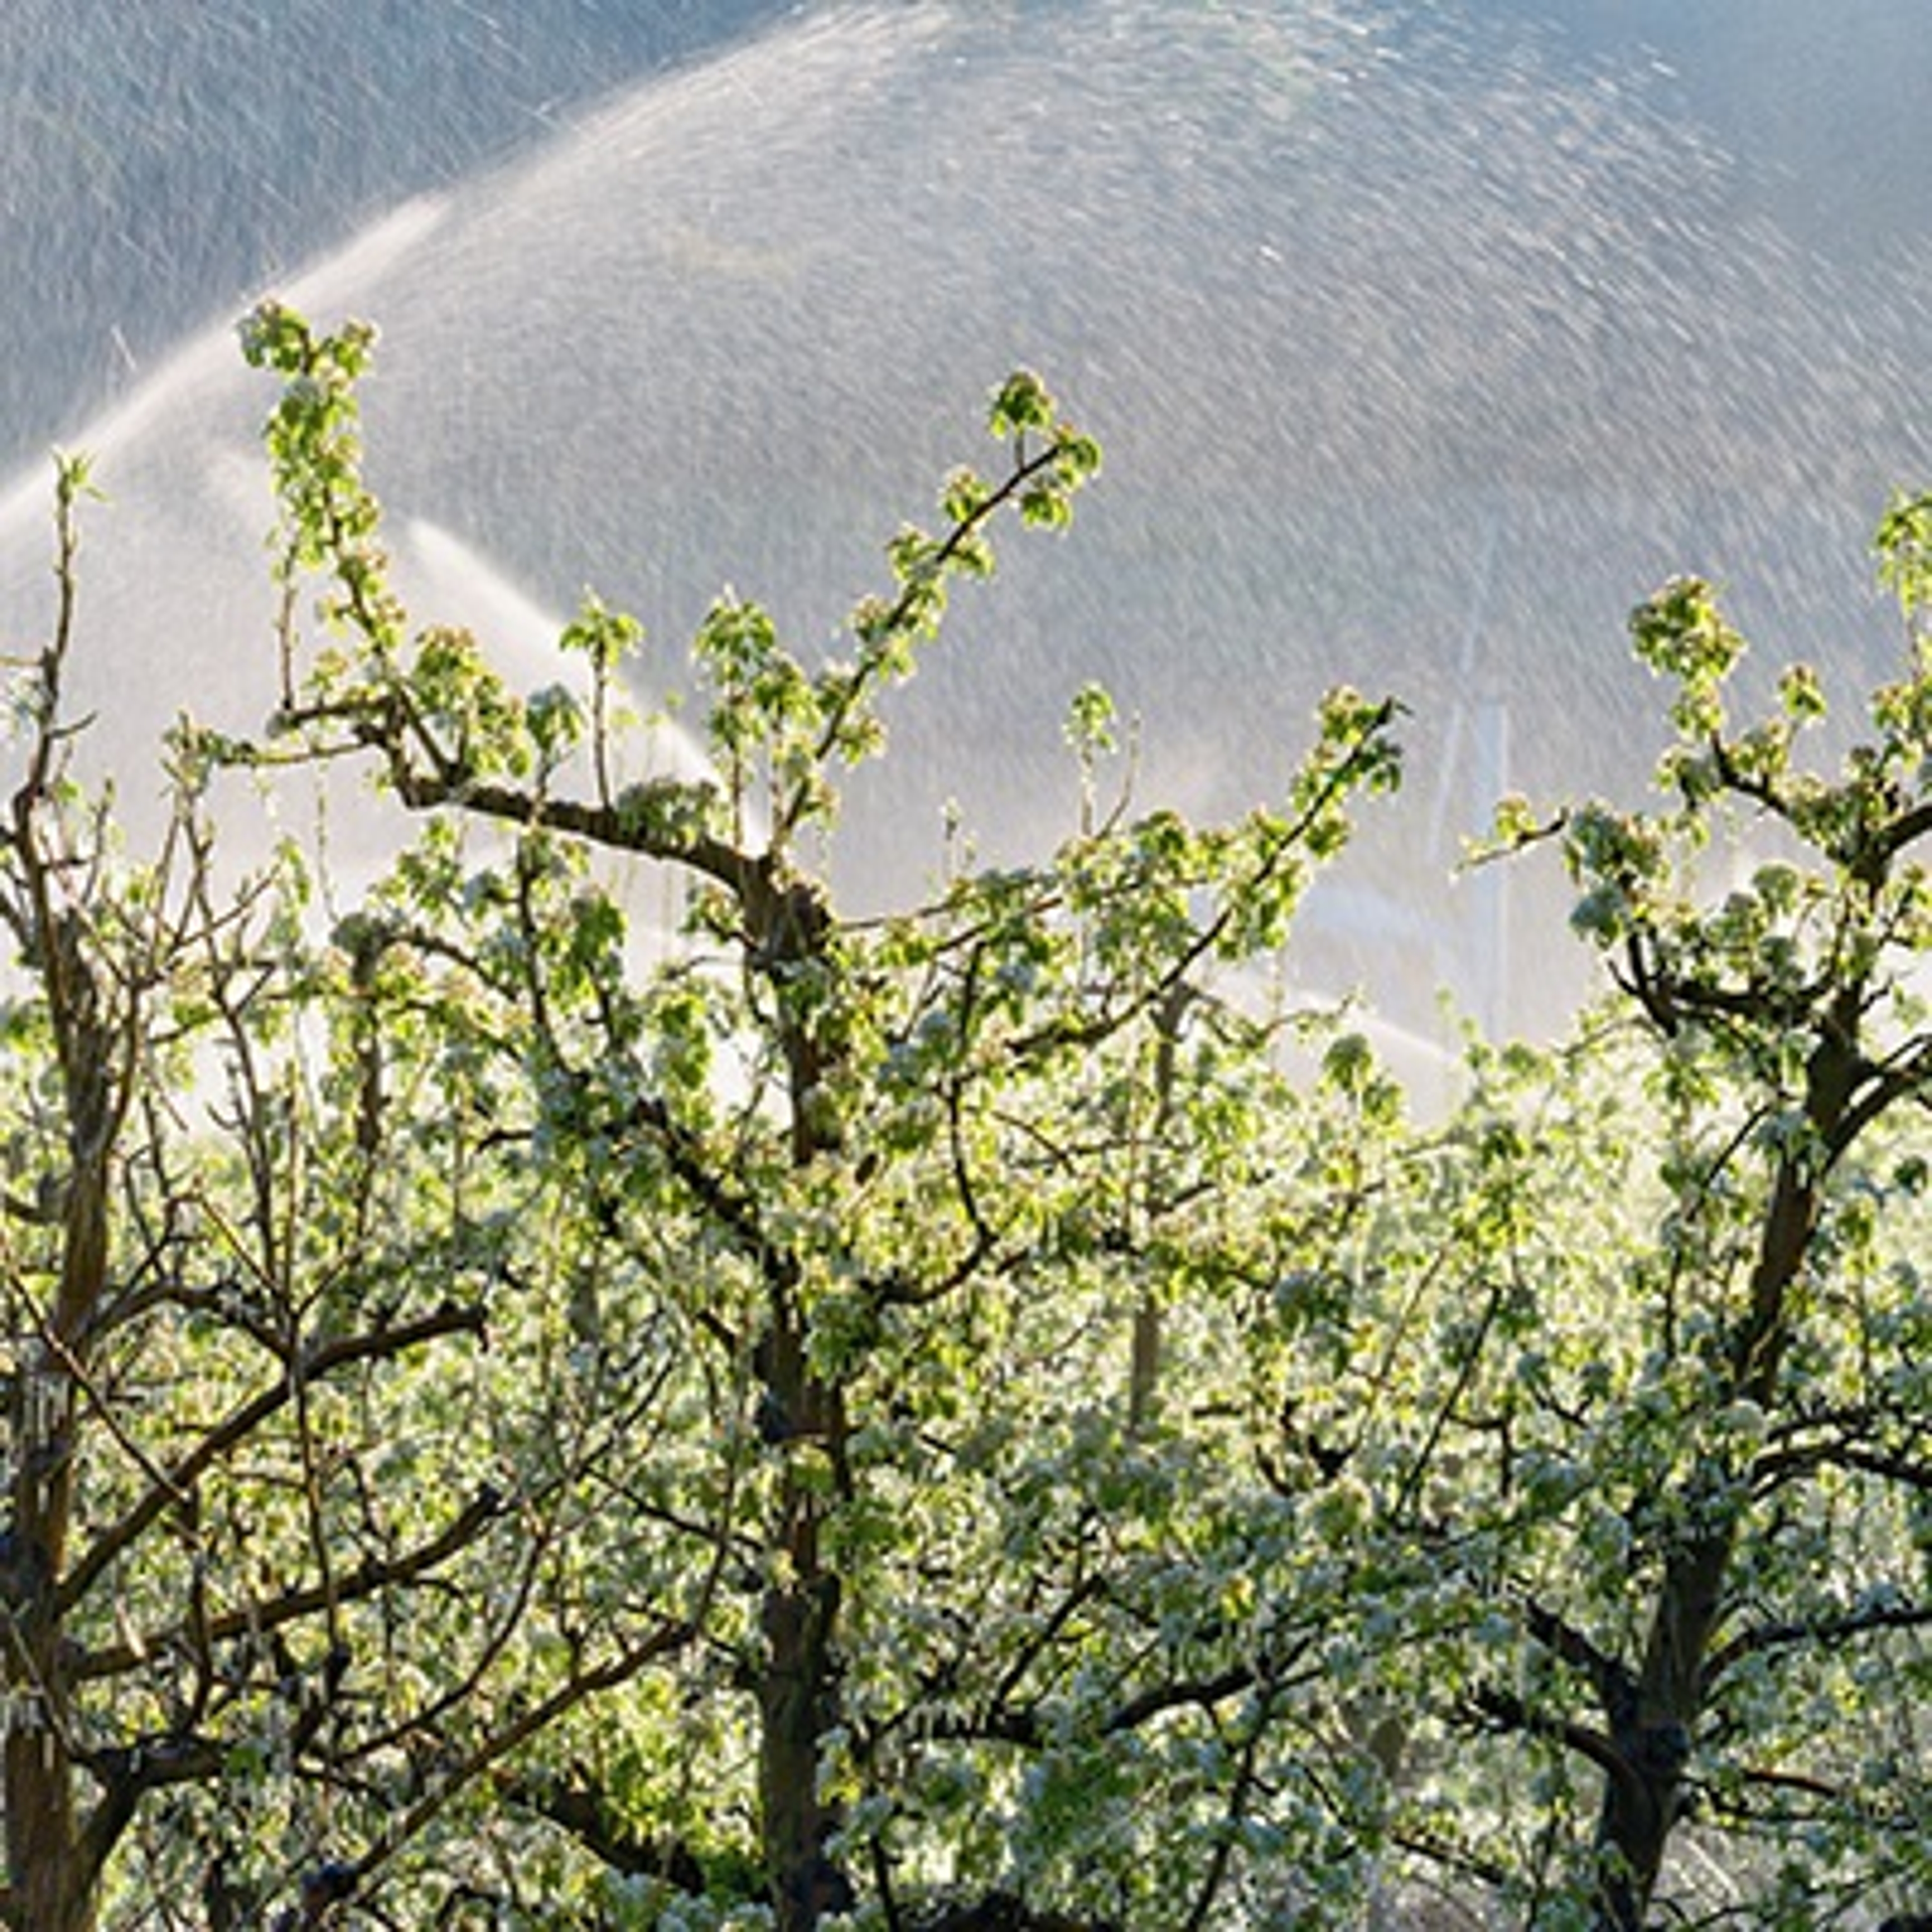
[1437,516,1932,1927]
[220,303,1415,1931]
[0,451,701,1932]
[10,300,1932,1932]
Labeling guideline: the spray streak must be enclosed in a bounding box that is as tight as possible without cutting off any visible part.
[1,2,1924,1038]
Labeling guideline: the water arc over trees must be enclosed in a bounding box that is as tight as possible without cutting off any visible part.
[4,0,1928,1035]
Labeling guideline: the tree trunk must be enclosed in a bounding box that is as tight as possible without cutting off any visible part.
[4,916,118,1932]
[750,864,854,1930]
[755,1305,850,1932]
[760,1561,844,1929]
[1591,1518,1731,1930]
[4,1716,90,1932]
[1591,1144,1824,1926]
[5,1200,107,1932]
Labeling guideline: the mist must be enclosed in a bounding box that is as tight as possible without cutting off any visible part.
[4,2,1927,1039]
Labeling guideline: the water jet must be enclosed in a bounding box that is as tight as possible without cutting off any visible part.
[4,2,1926,1038]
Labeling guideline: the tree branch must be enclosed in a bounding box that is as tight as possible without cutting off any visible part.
[73,1486,503,1681]
[60,1301,486,1613]
[784,433,1085,845]
[1009,698,1399,1066]
[495,1766,706,1889]
[334,1617,697,1904]
[1465,1683,1627,1787]
[1705,1595,1932,1685]
[1517,1594,1635,1709]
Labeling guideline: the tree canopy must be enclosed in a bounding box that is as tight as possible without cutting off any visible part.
[3,308,1932,1929]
